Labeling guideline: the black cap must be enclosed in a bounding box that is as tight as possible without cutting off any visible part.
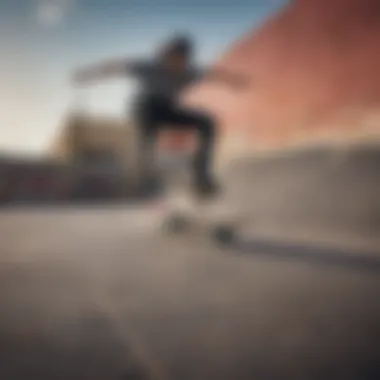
[163,34,194,57]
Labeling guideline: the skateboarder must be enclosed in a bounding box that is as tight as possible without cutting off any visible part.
[73,34,248,196]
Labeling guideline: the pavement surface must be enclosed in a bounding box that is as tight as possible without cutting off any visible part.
[1,204,380,380]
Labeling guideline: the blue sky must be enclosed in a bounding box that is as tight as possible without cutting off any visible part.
[0,0,286,153]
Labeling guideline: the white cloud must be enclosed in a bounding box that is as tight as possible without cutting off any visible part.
[35,0,74,27]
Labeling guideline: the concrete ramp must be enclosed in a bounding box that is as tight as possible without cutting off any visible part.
[224,144,380,245]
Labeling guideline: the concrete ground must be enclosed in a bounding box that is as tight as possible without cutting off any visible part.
[0,203,380,380]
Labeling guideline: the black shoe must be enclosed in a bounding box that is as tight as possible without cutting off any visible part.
[193,175,220,199]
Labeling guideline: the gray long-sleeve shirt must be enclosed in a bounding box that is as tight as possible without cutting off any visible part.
[129,60,204,103]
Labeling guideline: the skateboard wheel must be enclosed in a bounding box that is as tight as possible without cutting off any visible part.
[213,225,235,246]
[164,214,188,234]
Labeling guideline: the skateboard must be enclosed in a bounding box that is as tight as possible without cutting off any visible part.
[160,189,244,246]
[156,142,244,246]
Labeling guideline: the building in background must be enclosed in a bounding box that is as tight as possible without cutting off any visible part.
[50,112,135,165]
[0,155,71,204]
[49,112,140,200]
[0,113,141,205]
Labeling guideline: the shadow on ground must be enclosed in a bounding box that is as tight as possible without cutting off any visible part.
[233,237,380,275]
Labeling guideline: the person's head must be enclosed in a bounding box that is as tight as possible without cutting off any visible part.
[159,34,194,69]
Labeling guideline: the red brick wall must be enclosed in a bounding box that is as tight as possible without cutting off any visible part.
[185,0,380,149]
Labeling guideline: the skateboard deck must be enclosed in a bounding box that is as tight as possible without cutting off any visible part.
[155,144,245,245]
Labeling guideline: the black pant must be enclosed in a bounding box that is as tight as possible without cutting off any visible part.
[134,97,216,185]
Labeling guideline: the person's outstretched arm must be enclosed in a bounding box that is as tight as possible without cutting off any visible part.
[72,58,142,85]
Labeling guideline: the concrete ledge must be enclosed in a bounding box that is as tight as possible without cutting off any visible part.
[225,144,380,244]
